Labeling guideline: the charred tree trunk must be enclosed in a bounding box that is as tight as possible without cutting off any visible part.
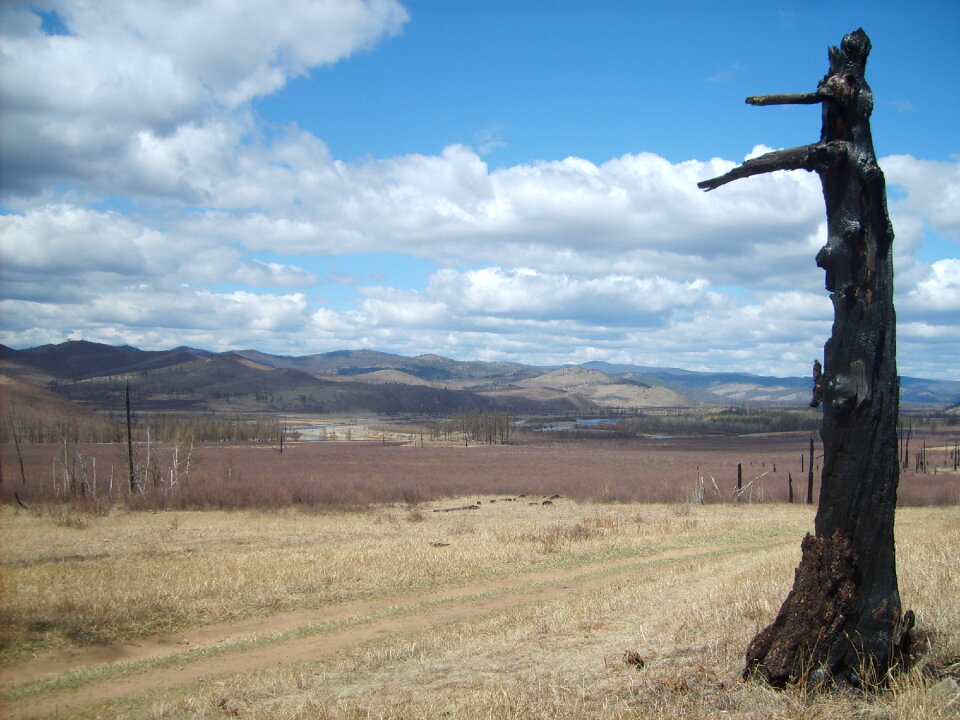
[699,29,912,687]
[901,420,911,470]
[126,382,139,494]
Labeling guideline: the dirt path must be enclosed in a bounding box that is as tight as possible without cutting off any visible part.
[1,536,793,719]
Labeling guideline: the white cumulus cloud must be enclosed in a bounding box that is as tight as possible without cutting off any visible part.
[1,0,407,198]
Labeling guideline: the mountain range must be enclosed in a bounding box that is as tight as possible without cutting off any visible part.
[1,340,958,416]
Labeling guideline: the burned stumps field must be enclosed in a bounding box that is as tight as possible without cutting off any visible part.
[699,29,912,687]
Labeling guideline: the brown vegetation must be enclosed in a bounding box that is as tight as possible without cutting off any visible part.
[3,426,958,512]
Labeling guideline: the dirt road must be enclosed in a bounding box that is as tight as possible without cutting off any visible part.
[1,536,793,719]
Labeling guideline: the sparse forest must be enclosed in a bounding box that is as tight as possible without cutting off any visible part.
[427,410,515,445]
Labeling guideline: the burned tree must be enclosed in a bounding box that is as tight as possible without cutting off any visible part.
[699,29,912,687]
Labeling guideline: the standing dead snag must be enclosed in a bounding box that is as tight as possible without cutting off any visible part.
[698,29,912,687]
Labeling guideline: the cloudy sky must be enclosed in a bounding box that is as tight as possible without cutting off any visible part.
[2,1,958,379]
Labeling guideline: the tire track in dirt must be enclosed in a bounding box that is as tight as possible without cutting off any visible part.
[4,541,777,686]
[1,536,794,720]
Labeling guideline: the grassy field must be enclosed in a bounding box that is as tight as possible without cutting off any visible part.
[1,498,958,719]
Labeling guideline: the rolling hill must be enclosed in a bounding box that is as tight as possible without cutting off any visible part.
[2,341,958,417]
[0,373,120,442]
[515,366,689,408]
[581,361,960,406]
[232,348,538,385]
[0,343,588,416]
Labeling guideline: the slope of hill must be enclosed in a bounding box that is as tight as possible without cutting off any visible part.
[6,347,586,416]
[0,342,211,382]
[899,376,960,406]
[233,348,539,384]
[581,361,960,406]
[476,386,598,413]
[342,370,438,386]
[0,374,119,442]
[582,361,810,404]
[3,341,957,416]
[519,366,623,390]
[516,366,689,408]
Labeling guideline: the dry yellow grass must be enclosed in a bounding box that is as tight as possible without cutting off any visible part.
[1,501,957,719]
[0,500,791,660]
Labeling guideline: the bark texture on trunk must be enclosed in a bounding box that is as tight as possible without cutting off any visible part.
[699,28,912,687]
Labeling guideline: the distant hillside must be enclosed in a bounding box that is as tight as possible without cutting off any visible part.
[233,348,538,385]
[343,370,438,387]
[520,366,623,390]
[516,366,689,408]
[0,374,119,442]
[1,344,585,416]
[477,386,597,413]
[581,361,960,406]
[581,361,810,404]
[3,341,957,416]
[900,377,960,406]
[0,341,210,382]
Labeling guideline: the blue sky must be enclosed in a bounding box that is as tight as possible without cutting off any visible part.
[256,1,959,166]
[2,0,959,380]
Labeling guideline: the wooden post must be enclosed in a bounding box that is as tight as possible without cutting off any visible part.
[126,382,138,493]
[902,419,911,470]
[788,472,794,503]
[806,436,814,506]
[699,29,911,687]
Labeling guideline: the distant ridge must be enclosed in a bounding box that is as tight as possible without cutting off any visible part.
[519,366,688,407]
[2,341,957,412]
[0,342,585,415]
[580,360,960,406]
[232,348,536,383]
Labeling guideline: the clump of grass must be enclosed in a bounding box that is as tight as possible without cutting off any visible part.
[406,507,426,522]
[529,521,602,553]
[45,505,90,530]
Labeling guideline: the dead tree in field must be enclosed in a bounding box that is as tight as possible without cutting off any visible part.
[699,29,912,687]
[126,382,138,493]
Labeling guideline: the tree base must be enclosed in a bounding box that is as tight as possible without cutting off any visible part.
[744,531,913,688]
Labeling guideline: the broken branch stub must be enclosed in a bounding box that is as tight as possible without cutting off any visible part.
[698,28,912,687]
